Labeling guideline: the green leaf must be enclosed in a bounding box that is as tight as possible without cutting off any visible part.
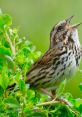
[0,46,11,56]
[0,87,4,97]
[4,96,19,108]
[27,89,35,100]
[16,52,25,64]
[78,104,82,113]
[75,98,82,108]
[0,103,5,114]
[0,14,12,30]
[19,79,26,92]
[56,79,67,97]
[6,111,18,117]
[0,67,9,90]
[0,58,6,71]
[3,14,12,26]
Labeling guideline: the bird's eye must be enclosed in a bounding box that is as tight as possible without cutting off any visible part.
[57,26,63,31]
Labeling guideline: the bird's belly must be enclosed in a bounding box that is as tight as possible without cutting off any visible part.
[52,53,77,80]
[64,55,77,78]
[46,53,78,90]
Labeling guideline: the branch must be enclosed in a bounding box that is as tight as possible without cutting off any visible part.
[5,32,16,56]
[36,100,59,106]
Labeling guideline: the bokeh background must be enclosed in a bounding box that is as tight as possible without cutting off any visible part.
[0,0,82,97]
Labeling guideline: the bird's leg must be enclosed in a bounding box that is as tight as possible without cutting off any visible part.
[51,90,56,99]
[51,90,70,105]
[36,88,58,106]
[37,89,69,106]
[39,88,53,98]
[39,88,57,100]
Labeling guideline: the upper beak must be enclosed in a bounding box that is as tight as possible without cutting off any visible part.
[65,15,74,23]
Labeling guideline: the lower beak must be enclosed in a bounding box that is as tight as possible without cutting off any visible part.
[71,23,82,28]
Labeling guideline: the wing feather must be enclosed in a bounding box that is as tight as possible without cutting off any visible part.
[26,47,61,76]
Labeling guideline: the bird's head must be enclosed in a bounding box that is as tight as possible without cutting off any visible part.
[50,16,81,48]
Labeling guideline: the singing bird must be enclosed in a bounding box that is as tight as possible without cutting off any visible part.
[26,16,82,98]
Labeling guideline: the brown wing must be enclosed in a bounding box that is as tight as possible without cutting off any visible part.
[26,47,60,76]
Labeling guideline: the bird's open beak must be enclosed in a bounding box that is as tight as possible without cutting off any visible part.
[65,16,81,29]
[65,15,74,23]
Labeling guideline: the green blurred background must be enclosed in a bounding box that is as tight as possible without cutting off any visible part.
[0,0,82,97]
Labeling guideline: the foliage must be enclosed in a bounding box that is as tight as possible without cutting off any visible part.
[0,11,82,117]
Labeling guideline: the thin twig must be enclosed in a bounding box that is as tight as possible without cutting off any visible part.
[36,100,80,116]
[5,32,16,56]
[36,100,59,106]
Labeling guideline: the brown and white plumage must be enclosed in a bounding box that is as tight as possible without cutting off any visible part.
[26,16,82,92]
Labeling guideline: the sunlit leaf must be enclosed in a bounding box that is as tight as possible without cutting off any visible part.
[0,68,9,90]
[56,79,67,97]
[0,46,11,56]
[0,14,12,30]
[4,96,19,108]
[19,79,26,92]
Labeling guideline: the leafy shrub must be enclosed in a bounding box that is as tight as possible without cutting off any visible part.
[0,11,82,117]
